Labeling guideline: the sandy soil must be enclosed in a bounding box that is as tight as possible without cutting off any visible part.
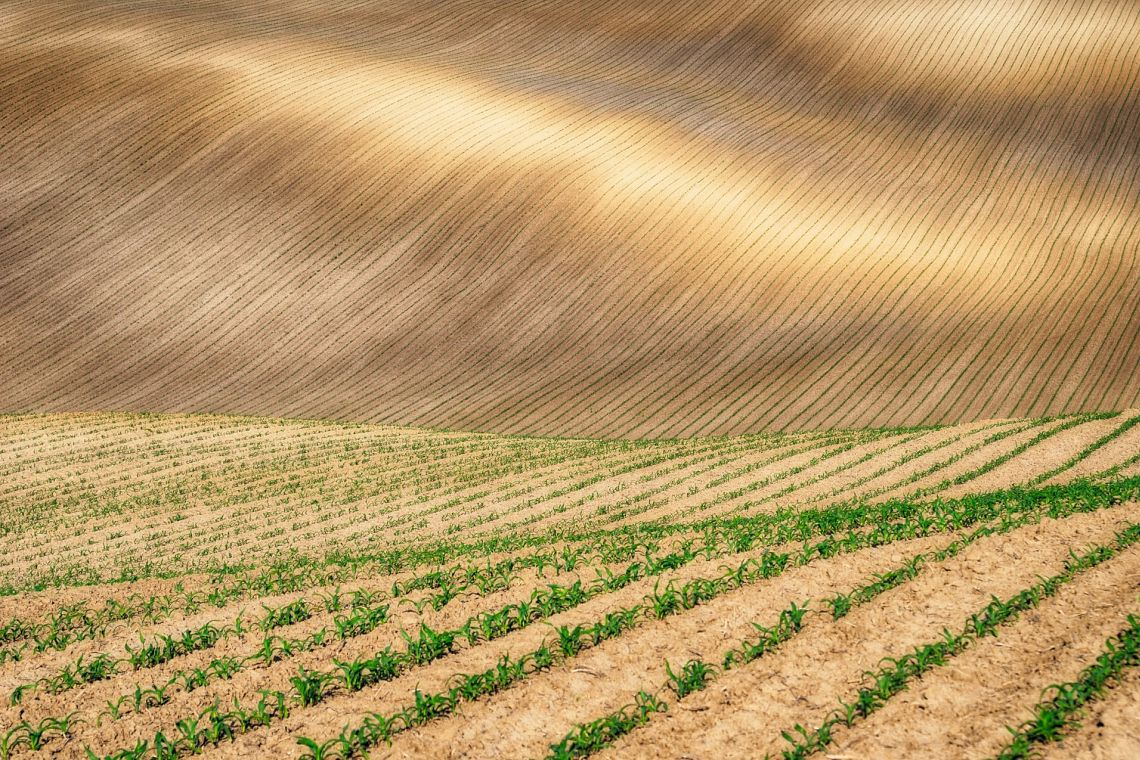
[366,535,958,759]
[1037,668,1140,760]
[594,505,1135,759]
[826,543,1140,758]
[0,411,1137,757]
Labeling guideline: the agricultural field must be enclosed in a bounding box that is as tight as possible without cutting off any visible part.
[2,0,1139,436]
[3,0,1140,757]
[1,410,1139,758]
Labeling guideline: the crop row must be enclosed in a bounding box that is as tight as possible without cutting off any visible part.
[996,613,1140,758]
[7,410,1126,594]
[546,523,1140,759]
[7,470,1132,663]
[0,430,761,591]
[3,477,1136,757]
[78,481,1133,759]
[772,524,1140,759]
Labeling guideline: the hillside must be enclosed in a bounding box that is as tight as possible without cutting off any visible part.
[0,410,1138,588]
[2,411,1140,758]
[3,0,1140,437]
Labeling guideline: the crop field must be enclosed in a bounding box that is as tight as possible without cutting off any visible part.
[3,0,1140,757]
[2,0,1140,436]
[0,410,1139,758]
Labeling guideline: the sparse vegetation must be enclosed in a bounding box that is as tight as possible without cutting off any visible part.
[0,412,1135,758]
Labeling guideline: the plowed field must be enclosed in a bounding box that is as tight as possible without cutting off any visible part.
[2,0,1139,436]
[4,1,1140,757]
[1,411,1139,759]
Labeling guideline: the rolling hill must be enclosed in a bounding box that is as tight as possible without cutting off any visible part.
[5,2,1140,756]
[3,0,1139,437]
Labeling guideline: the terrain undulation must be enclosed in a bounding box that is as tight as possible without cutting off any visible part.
[2,0,1139,436]
[3,0,1140,758]
[1,411,1140,758]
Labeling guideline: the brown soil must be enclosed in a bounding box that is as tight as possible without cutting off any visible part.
[1037,668,1140,760]
[1042,414,1140,484]
[805,419,1022,507]
[3,410,1131,591]
[594,505,1135,759]
[371,534,958,759]
[0,410,1137,757]
[29,534,857,756]
[2,1,1138,437]
[826,542,1140,759]
[875,418,1055,501]
[938,417,1127,498]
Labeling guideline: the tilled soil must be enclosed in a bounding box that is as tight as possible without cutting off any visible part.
[1,413,1138,760]
[593,506,1136,760]
[826,543,1140,759]
[1037,668,1140,760]
[363,535,955,759]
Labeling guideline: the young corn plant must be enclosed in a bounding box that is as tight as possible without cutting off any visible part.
[773,524,1140,760]
[996,614,1140,758]
[79,481,1140,760]
[665,658,718,699]
[296,736,341,760]
[291,668,335,708]
[547,692,667,759]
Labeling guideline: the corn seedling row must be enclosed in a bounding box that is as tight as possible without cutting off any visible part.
[770,524,1140,759]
